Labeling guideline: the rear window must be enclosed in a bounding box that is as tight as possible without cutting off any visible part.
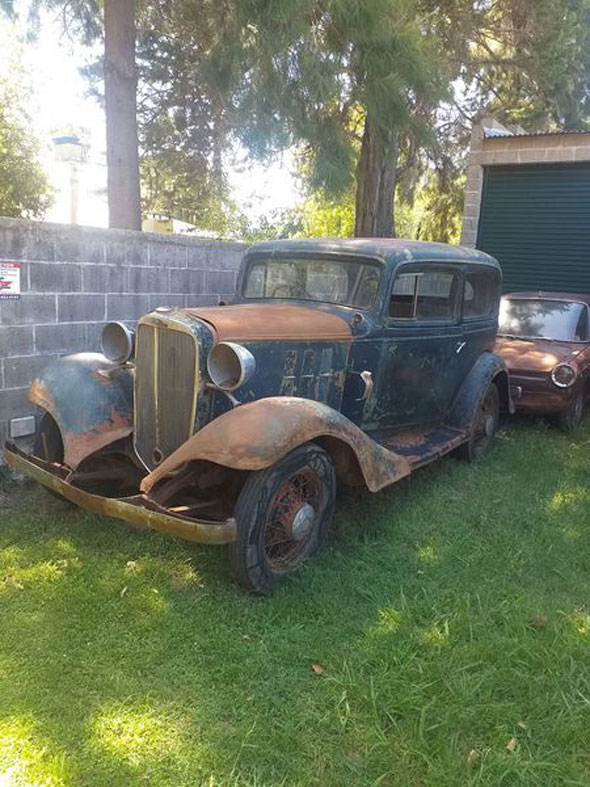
[390,271,457,322]
[463,269,500,319]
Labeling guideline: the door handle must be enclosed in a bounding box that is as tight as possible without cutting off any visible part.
[356,370,374,401]
[455,341,466,354]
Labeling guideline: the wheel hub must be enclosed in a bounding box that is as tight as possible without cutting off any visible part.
[290,503,316,541]
[484,413,494,437]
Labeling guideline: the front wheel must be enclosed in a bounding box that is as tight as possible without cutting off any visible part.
[557,389,585,432]
[33,412,73,504]
[456,381,500,462]
[229,443,336,595]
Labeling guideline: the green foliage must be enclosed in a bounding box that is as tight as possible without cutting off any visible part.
[214,0,447,199]
[26,0,590,237]
[3,420,590,783]
[0,23,52,219]
[465,0,590,130]
[242,207,305,242]
[0,99,52,219]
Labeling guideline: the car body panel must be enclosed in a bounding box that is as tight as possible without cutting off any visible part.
[140,396,412,495]
[28,353,133,469]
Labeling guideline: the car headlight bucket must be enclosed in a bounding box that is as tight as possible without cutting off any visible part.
[551,363,577,388]
[207,342,255,391]
[101,321,135,364]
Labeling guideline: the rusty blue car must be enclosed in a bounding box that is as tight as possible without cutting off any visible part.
[5,239,510,593]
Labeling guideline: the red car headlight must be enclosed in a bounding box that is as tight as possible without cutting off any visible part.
[551,363,577,388]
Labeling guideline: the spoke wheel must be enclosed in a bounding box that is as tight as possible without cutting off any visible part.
[264,469,322,573]
[229,443,336,594]
[457,382,499,462]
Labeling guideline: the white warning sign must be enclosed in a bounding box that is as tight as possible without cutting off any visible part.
[0,261,21,299]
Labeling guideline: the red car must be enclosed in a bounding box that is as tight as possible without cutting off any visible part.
[0,279,12,289]
[495,292,590,430]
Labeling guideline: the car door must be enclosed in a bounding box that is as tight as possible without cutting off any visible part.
[460,264,502,374]
[371,264,466,429]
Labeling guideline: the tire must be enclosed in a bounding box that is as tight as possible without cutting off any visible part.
[228,442,336,595]
[33,412,64,462]
[456,381,500,462]
[558,389,585,432]
[33,412,72,504]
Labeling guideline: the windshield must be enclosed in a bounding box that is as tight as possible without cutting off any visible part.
[499,298,589,341]
[242,256,382,309]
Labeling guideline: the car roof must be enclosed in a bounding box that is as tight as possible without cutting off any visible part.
[247,238,500,268]
[503,291,590,305]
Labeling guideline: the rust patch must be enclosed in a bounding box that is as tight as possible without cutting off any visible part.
[4,443,237,545]
[31,376,132,470]
[183,303,352,342]
[29,378,55,413]
[141,397,411,495]
[62,406,133,469]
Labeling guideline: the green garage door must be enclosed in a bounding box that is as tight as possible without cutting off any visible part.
[476,163,590,293]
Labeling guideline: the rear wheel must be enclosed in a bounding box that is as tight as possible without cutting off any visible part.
[229,443,336,594]
[557,389,585,432]
[456,381,500,462]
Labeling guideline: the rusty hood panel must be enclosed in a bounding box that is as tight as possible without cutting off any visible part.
[183,303,352,342]
[494,336,582,373]
[141,397,410,494]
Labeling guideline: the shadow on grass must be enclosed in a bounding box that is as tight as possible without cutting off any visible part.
[2,418,590,784]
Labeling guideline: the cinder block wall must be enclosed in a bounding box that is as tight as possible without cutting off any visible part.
[0,217,247,458]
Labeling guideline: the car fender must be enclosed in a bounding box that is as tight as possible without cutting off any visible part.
[141,396,411,494]
[448,351,513,431]
[29,353,134,469]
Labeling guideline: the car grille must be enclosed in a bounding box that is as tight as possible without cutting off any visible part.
[134,320,198,470]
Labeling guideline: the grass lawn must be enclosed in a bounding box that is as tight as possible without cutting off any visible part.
[1,419,590,786]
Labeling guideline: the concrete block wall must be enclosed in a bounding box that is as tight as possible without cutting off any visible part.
[460,119,590,247]
[0,217,247,458]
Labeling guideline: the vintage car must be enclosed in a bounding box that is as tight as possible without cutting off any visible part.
[495,292,590,431]
[5,239,511,593]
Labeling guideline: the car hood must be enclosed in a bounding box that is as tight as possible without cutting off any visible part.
[494,336,582,373]
[183,303,352,342]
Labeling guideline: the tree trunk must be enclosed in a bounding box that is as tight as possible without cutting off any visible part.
[104,0,141,230]
[354,111,398,237]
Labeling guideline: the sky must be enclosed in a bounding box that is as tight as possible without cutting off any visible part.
[7,1,299,231]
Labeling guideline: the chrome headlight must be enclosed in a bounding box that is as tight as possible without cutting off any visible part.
[101,321,135,364]
[551,363,577,388]
[207,342,255,391]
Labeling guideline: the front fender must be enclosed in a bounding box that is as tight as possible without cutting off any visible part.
[29,353,133,469]
[448,351,513,431]
[142,397,411,494]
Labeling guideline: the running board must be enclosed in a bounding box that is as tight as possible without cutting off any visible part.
[374,424,467,469]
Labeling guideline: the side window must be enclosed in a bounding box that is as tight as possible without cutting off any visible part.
[389,270,457,322]
[463,269,500,319]
[390,273,418,318]
[574,306,589,341]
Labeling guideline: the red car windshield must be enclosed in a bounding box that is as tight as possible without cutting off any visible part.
[499,298,589,342]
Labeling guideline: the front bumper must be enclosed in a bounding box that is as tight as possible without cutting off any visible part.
[4,443,237,545]
[510,375,573,414]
